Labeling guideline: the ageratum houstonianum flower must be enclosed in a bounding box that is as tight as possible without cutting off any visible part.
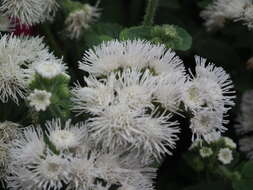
[65,3,100,39]
[79,40,183,77]
[78,39,186,113]
[7,119,156,190]
[200,0,253,31]
[0,0,59,25]
[0,34,65,104]
[72,69,180,160]
[217,148,233,165]
[27,89,52,111]
[182,56,235,113]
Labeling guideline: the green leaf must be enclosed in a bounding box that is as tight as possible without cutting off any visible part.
[173,25,192,51]
[241,161,253,179]
[119,26,153,40]
[119,25,192,51]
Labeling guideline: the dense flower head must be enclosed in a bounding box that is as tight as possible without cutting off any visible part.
[27,89,52,111]
[0,0,59,25]
[6,119,156,190]
[79,39,184,77]
[0,34,60,104]
[200,0,253,30]
[72,68,180,160]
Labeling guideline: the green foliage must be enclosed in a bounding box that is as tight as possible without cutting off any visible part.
[119,25,192,51]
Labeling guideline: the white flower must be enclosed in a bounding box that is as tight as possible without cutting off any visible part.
[190,108,226,141]
[88,103,179,160]
[223,137,237,149]
[153,71,186,113]
[72,69,156,115]
[95,152,156,185]
[7,126,70,190]
[235,90,253,134]
[0,0,59,25]
[79,40,183,77]
[71,74,116,115]
[200,0,253,30]
[65,4,100,39]
[0,34,58,104]
[34,60,66,79]
[182,56,235,113]
[27,89,52,111]
[199,147,213,158]
[218,148,233,164]
[46,119,89,151]
[67,155,98,190]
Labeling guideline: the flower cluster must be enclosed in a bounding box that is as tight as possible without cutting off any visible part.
[6,119,155,190]
[73,39,235,160]
[0,34,65,104]
[200,0,253,31]
[190,136,236,165]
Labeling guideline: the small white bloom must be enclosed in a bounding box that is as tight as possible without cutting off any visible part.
[190,108,226,141]
[46,119,88,151]
[199,147,213,158]
[27,89,52,111]
[218,148,233,164]
[35,60,66,79]
[224,137,237,149]
[65,4,100,39]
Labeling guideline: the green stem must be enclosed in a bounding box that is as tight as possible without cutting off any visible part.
[143,0,159,26]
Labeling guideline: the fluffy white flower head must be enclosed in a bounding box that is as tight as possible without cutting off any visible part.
[47,119,88,151]
[0,35,55,104]
[190,109,226,142]
[79,39,183,77]
[200,0,253,30]
[27,89,51,111]
[218,148,233,164]
[65,4,100,39]
[0,0,59,25]
[35,60,65,79]
[183,56,235,113]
